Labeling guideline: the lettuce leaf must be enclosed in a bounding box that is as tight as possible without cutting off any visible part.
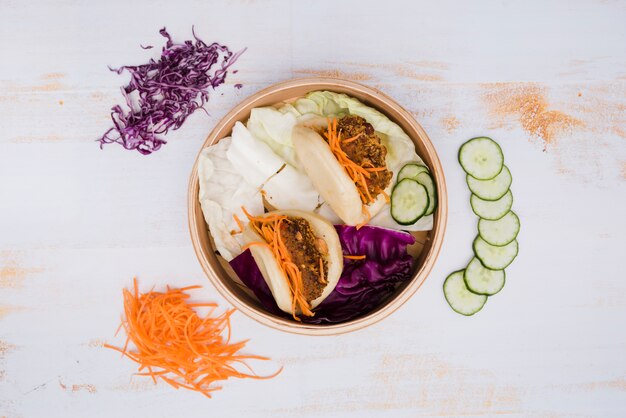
[229,225,415,324]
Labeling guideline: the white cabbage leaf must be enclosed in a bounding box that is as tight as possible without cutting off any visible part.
[197,138,264,261]
[246,107,299,167]
[227,122,319,211]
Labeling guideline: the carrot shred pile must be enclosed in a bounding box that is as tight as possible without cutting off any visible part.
[240,208,314,320]
[324,118,387,230]
[104,278,281,398]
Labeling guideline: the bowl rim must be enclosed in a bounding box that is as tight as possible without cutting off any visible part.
[188,77,448,335]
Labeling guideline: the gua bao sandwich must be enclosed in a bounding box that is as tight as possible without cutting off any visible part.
[241,209,342,320]
[292,115,392,226]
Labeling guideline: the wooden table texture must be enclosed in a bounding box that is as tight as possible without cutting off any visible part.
[1,0,625,417]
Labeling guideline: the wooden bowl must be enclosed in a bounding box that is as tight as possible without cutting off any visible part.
[188,78,447,335]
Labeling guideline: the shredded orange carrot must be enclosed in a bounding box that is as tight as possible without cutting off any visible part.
[342,133,362,144]
[360,172,374,203]
[324,118,391,228]
[233,214,244,233]
[356,206,371,230]
[381,189,390,204]
[365,166,388,172]
[344,255,366,260]
[324,118,375,207]
[318,257,326,284]
[241,207,313,320]
[241,241,271,251]
[104,278,281,398]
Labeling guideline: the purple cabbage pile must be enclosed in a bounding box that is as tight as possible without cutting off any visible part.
[229,225,416,324]
[99,28,245,154]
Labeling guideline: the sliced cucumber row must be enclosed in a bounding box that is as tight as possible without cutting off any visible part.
[391,163,437,225]
[445,136,520,316]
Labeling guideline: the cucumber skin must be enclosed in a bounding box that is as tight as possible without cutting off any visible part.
[473,236,519,270]
[458,137,504,180]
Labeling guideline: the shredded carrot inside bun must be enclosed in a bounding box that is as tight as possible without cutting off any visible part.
[323,118,387,230]
[105,278,281,397]
[241,208,315,320]
[323,118,372,203]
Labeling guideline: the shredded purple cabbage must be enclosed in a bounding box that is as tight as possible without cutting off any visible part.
[99,28,245,155]
[229,225,416,324]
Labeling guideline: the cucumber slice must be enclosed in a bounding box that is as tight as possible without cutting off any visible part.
[443,270,487,316]
[458,137,504,180]
[464,257,505,296]
[478,211,520,246]
[467,166,512,201]
[390,179,429,225]
[470,190,513,220]
[414,172,437,216]
[473,236,518,270]
[397,163,429,182]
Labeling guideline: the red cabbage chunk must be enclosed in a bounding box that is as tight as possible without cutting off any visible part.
[99,28,245,155]
[229,225,416,324]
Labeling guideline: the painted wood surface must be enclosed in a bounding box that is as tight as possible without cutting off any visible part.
[1,0,625,416]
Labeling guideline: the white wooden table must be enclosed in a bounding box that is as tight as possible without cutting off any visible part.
[1,1,625,416]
